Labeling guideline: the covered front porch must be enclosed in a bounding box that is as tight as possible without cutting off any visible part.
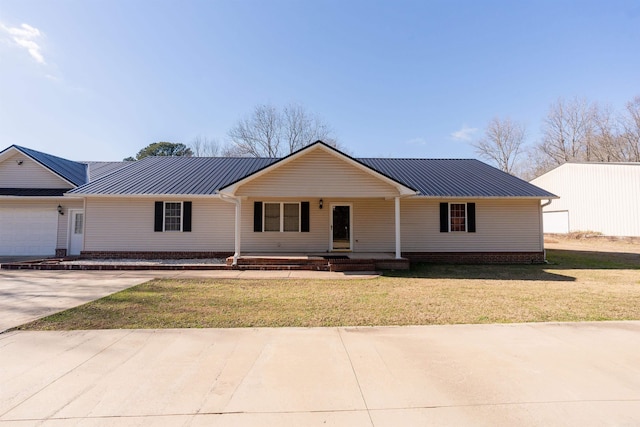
[226,252,410,271]
[216,141,419,267]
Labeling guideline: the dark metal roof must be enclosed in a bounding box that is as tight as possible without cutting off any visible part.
[69,153,555,198]
[358,158,557,198]
[68,157,277,195]
[86,161,132,181]
[9,145,88,186]
[0,188,69,196]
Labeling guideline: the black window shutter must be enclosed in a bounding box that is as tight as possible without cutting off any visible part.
[301,201,310,232]
[154,201,163,232]
[439,202,448,232]
[254,201,263,232]
[183,201,192,232]
[467,202,476,233]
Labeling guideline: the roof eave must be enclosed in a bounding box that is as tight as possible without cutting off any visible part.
[65,193,222,198]
[410,195,559,200]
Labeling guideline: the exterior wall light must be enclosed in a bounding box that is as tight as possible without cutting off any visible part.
[57,205,64,215]
[319,199,323,209]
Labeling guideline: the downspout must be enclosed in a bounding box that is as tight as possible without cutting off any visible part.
[218,193,241,266]
[540,199,553,263]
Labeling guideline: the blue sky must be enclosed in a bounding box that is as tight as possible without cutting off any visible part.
[1,0,639,161]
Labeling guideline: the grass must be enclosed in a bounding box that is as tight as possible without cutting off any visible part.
[17,248,640,330]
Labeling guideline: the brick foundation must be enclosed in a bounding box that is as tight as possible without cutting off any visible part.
[403,252,545,264]
[80,251,233,260]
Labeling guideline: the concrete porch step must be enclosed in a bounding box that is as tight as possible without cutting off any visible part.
[232,264,331,271]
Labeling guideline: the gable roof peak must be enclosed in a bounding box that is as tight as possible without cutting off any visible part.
[1,144,88,187]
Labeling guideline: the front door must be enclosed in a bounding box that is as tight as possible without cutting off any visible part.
[331,204,352,251]
[69,210,84,255]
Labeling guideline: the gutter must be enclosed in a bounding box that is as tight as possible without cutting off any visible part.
[540,199,553,263]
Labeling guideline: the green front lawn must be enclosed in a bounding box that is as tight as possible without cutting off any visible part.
[17,249,640,330]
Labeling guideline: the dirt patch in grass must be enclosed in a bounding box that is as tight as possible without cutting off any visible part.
[18,245,639,330]
[545,233,640,254]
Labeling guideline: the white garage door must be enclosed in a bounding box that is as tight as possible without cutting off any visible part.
[543,211,570,234]
[0,208,58,255]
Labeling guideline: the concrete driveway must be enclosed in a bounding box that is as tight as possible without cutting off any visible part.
[0,270,157,332]
[1,322,639,426]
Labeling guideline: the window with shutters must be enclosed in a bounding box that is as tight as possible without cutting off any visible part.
[164,202,183,231]
[263,202,300,232]
[154,201,191,232]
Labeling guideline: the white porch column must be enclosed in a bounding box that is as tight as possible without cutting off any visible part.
[233,198,241,265]
[395,196,401,259]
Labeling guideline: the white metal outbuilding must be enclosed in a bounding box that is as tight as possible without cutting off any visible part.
[531,163,640,237]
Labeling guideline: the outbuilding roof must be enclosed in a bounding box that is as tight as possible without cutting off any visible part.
[69,142,556,199]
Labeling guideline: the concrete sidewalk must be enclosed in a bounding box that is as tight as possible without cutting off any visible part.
[1,322,639,426]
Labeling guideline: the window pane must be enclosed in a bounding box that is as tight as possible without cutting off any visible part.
[264,203,280,232]
[74,213,84,234]
[450,203,466,232]
[283,203,299,232]
[165,202,182,231]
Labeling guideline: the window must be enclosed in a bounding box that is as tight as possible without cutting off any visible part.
[74,213,84,234]
[264,203,281,232]
[263,202,300,232]
[254,201,309,233]
[450,203,466,232]
[439,202,476,233]
[164,202,182,231]
[283,203,299,232]
[154,201,192,232]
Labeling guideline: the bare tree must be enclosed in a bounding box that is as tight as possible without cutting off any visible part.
[472,117,526,174]
[591,105,627,162]
[620,96,640,162]
[228,103,337,157]
[190,136,221,157]
[538,97,597,165]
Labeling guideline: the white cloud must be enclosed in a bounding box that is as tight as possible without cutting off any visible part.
[2,22,46,64]
[450,124,478,141]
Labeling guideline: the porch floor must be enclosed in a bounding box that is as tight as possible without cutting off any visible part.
[228,252,410,271]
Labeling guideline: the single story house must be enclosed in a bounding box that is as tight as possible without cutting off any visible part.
[0,145,127,256]
[530,162,640,237]
[2,141,557,264]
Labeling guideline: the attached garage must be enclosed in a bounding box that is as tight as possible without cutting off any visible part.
[0,207,58,256]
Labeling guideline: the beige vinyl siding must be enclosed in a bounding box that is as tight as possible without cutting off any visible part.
[531,163,640,237]
[242,198,396,252]
[352,199,395,251]
[0,152,73,188]
[242,198,328,252]
[401,199,543,252]
[236,148,400,198]
[83,198,234,251]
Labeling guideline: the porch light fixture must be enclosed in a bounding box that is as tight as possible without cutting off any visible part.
[57,205,64,215]
[319,199,323,209]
